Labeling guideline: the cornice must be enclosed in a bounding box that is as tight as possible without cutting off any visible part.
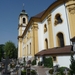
[17,36,23,40]
[18,24,26,29]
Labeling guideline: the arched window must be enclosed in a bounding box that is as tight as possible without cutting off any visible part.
[45,38,48,49]
[57,32,65,47]
[30,43,31,54]
[54,13,63,25]
[23,18,25,23]
[44,24,47,33]
[27,45,28,55]
[53,56,56,61]
[24,47,26,55]
[23,47,25,56]
[23,48,25,56]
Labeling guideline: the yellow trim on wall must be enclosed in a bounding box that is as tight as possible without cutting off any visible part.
[47,14,54,48]
[66,0,75,38]
[18,38,22,57]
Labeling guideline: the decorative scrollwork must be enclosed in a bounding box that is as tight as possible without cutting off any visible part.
[68,6,75,14]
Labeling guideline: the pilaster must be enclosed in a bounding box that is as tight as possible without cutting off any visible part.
[18,38,22,58]
[47,14,54,48]
[31,22,38,56]
[66,0,75,38]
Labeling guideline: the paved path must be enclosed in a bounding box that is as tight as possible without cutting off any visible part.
[32,66,50,75]
[36,66,47,75]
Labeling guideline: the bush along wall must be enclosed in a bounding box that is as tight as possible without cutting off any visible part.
[44,57,53,68]
[31,59,36,65]
[21,70,37,75]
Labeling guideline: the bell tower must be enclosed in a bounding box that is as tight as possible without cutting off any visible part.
[18,9,28,36]
[18,6,28,58]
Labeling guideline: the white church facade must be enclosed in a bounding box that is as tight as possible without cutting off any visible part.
[18,0,75,68]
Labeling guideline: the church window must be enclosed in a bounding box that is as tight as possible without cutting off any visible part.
[24,47,26,55]
[57,32,65,47]
[44,24,47,33]
[23,48,24,56]
[27,45,30,55]
[54,13,63,25]
[23,18,25,23]
[53,56,57,61]
[30,43,31,54]
[45,38,48,49]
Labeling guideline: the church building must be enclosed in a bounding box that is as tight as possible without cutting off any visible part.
[18,0,75,68]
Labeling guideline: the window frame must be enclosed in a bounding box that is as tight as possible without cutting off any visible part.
[54,13,63,25]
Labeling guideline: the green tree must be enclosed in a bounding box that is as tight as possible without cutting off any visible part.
[4,41,17,59]
[0,44,4,61]
[70,54,75,75]
[44,57,53,68]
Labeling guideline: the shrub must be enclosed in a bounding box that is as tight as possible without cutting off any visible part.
[21,69,37,75]
[70,54,75,74]
[49,68,54,74]
[21,70,26,75]
[31,70,37,75]
[31,59,36,65]
[58,67,70,75]
[68,71,71,75]
[56,72,61,75]
[44,57,53,68]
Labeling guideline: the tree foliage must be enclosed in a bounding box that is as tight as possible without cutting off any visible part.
[0,44,4,61]
[4,41,17,59]
[44,57,53,68]
[70,54,75,75]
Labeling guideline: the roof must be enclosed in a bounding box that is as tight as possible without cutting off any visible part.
[70,36,75,42]
[33,10,46,18]
[19,10,28,16]
[35,45,75,56]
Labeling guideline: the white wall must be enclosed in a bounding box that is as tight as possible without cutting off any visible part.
[38,19,49,52]
[38,4,71,52]
[51,4,71,47]
[54,56,71,68]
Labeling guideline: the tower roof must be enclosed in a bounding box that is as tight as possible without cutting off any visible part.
[19,9,28,16]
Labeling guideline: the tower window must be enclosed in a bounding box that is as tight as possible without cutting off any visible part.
[54,13,63,25]
[23,18,25,23]
[57,32,65,47]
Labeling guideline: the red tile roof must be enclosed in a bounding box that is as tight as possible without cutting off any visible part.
[35,45,75,56]
[33,10,46,18]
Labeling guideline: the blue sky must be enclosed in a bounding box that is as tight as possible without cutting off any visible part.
[0,0,55,46]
